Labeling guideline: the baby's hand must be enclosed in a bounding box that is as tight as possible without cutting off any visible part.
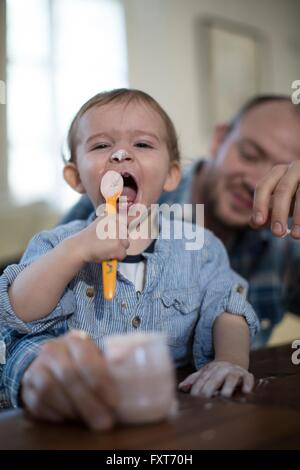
[178,360,254,398]
[67,211,130,264]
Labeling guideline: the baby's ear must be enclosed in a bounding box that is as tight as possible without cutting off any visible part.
[63,162,86,194]
[163,161,181,192]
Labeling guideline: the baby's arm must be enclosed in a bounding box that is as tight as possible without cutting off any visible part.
[213,312,250,368]
[178,230,259,399]
[179,313,254,398]
[8,216,129,322]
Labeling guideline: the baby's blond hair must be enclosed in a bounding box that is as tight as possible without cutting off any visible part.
[64,88,180,164]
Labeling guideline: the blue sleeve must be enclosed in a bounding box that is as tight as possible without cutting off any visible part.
[193,232,260,369]
[1,326,61,407]
[0,329,9,408]
[0,230,76,335]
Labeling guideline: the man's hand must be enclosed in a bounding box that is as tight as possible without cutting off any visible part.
[21,330,119,431]
[250,161,300,238]
[178,360,254,398]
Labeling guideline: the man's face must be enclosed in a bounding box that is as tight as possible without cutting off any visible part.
[205,101,300,228]
[73,99,179,221]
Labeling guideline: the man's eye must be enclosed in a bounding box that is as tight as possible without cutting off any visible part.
[238,147,260,163]
[240,151,252,160]
[241,152,259,162]
[134,142,153,149]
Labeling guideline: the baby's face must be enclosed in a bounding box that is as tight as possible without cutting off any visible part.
[74,100,178,214]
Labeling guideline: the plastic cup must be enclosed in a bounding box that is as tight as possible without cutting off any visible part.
[103,332,176,424]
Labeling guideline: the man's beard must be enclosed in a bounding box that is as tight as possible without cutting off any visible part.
[200,170,252,231]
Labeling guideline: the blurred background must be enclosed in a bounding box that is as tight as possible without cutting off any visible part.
[0,0,300,345]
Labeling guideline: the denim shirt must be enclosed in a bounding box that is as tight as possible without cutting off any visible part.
[0,213,259,407]
[60,160,300,348]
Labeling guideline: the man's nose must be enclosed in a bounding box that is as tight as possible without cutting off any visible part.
[109,149,133,163]
[250,160,274,188]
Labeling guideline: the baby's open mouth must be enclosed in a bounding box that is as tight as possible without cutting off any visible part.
[120,172,138,204]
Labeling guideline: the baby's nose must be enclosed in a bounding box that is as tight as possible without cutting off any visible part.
[110,149,132,162]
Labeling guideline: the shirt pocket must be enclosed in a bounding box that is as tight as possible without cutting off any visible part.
[159,287,200,347]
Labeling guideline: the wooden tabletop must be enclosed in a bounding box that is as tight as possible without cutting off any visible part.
[0,343,299,450]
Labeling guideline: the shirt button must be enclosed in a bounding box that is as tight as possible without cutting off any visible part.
[132,316,141,328]
[236,284,245,294]
[261,319,271,330]
[86,287,95,298]
[121,300,127,309]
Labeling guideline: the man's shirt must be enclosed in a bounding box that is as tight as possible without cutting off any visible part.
[161,162,300,347]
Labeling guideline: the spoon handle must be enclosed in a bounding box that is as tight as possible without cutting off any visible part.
[102,195,118,300]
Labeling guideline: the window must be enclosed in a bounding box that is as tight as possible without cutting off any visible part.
[6,0,128,210]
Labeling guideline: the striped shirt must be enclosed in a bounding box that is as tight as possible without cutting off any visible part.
[56,159,300,348]
[0,213,258,407]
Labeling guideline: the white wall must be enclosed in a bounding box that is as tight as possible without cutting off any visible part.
[123,0,300,159]
[0,201,59,263]
[0,0,7,194]
[1,0,300,263]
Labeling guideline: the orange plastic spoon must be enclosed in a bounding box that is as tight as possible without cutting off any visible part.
[100,170,124,300]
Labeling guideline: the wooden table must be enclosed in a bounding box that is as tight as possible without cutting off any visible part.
[0,343,299,450]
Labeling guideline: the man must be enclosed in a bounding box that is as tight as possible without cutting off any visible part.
[61,95,300,347]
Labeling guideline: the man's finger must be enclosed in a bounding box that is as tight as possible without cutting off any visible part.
[252,164,288,227]
[249,211,272,230]
[22,366,66,423]
[23,386,64,423]
[43,343,115,430]
[270,166,299,236]
[65,334,119,409]
[291,186,300,238]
